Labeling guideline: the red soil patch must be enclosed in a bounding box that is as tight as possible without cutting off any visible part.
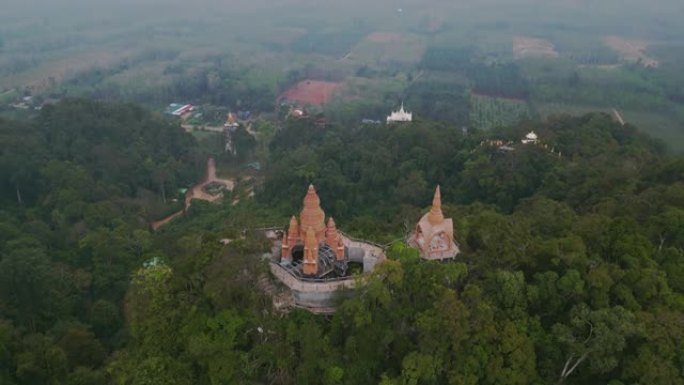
[367,32,403,43]
[280,80,341,106]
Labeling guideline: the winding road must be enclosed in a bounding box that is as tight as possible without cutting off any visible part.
[151,158,234,230]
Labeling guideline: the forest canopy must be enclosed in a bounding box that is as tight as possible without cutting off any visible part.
[0,100,683,385]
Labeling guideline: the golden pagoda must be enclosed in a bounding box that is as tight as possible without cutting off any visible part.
[300,184,326,242]
[280,184,347,276]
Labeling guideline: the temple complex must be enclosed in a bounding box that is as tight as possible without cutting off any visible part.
[269,184,387,312]
[280,185,348,277]
[387,103,413,124]
[408,186,460,260]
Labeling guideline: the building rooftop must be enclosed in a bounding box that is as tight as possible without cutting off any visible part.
[387,103,413,123]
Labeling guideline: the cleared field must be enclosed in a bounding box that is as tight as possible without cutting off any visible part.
[0,50,134,92]
[620,109,684,153]
[513,37,559,59]
[367,32,403,43]
[349,32,426,65]
[604,36,659,68]
[256,27,308,46]
[279,80,342,106]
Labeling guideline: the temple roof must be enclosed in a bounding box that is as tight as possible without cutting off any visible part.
[387,103,413,123]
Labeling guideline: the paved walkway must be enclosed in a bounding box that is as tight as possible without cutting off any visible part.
[339,232,386,262]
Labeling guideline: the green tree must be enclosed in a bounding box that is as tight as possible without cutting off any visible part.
[0,239,55,330]
[15,334,67,385]
[553,304,638,384]
[183,310,246,385]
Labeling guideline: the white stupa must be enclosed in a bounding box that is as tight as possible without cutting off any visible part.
[521,131,538,144]
[387,103,413,124]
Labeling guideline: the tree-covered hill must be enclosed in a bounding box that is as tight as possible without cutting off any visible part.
[260,113,668,239]
[1,104,683,385]
[0,99,204,384]
[1,99,203,208]
[110,113,682,385]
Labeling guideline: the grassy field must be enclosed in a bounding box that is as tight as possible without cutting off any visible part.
[470,94,531,130]
[621,110,684,153]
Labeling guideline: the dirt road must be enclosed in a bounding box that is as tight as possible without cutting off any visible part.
[151,158,234,230]
[612,108,626,126]
[181,124,225,133]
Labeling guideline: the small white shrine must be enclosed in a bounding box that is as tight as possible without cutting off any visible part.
[387,103,413,124]
[521,131,539,144]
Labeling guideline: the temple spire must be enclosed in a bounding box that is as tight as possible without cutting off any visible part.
[428,185,444,224]
[326,217,338,248]
[300,184,326,241]
[289,215,299,233]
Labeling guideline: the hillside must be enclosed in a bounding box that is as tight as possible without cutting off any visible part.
[131,111,684,384]
[0,100,684,385]
[0,101,682,384]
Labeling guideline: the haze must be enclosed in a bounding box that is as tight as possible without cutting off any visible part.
[2,0,684,148]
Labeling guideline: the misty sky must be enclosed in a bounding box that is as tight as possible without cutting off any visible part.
[3,0,683,28]
[1,0,683,54]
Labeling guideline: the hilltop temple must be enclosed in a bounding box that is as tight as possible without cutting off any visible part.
[268,185,386,312]
[521,131,539,144]
[408,186,460,260]
[280,185,370,278]
[387,103,413,124]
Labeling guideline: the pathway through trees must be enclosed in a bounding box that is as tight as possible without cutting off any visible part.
[151,158,234,230]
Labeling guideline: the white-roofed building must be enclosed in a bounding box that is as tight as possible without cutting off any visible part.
[521,131,539,144]
[387,103,413,124]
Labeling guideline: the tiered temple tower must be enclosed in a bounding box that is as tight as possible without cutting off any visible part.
[281,185,347,276]
[325,218,345,261]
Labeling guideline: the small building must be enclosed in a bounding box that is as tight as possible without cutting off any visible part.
[407,186,460,261]
[224,112,239,128]
[167,104,194,116]
[387,103,413,124]
[362,119,382,125]
[521,131,539,144]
